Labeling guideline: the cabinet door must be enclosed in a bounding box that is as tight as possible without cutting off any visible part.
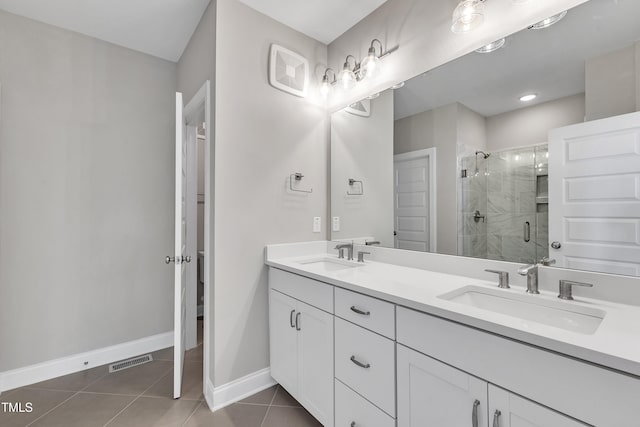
[489,385,587,427]
[269,289,298,395]
[398,344,488,427]
[297,300,334,427]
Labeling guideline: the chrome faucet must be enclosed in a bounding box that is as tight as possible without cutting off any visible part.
[335,242,354,261]
[365,240,381,246]
[518,264,540,294]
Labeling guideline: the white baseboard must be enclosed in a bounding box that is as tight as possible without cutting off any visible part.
[0,331,173,393]
[204,368,276,412]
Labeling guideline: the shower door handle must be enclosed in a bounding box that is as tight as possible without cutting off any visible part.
[523,221,530,242]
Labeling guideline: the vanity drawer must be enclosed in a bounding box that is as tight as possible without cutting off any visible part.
[335,317,396,417]
[335,287,395,339]
[335,379,396,427]
[268,267,333,313]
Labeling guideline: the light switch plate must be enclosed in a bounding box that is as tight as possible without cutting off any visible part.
[332,216,340,232]
[313,217,321,233]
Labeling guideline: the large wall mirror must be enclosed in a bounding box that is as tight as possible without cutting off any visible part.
[331,0,640,277]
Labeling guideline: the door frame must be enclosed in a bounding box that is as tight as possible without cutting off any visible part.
[182,81,212,399]
[393,148,437,252]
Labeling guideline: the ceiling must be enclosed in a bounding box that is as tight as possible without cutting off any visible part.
[235,0,388,44]
[394,0,640,119]
[0,0,211,62]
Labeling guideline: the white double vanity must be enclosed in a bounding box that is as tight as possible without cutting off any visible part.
[265,241,640,427]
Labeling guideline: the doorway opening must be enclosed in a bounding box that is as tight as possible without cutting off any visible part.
[175,81,211,401]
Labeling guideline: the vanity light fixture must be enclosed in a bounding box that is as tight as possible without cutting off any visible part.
[475,38,506,53]
[320,68,336,98]
[320,40,397,97]
[528,11,567,30]
[360,39,383,79]
[338,55,358,90]
[519,93,537,102]
[451,0,486,34]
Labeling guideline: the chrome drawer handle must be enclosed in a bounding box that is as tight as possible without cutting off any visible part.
[472,400,480,427]
[493,409,502,427]
[289,310,295,328]
[350,306,370,316]
[295,312,301,331]
[350,355,370,369]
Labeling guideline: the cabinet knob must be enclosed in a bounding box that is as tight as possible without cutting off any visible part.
[350,355,370,369]
[472,400,480,427]
[350,306,370,316]
[493,409,502,427]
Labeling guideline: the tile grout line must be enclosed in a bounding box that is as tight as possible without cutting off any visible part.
[102,364,174,427]
[181,400,204,426]
[259,386,280,427]
[25,367,111,426]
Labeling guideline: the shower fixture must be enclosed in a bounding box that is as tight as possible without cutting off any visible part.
[474,151,491,177]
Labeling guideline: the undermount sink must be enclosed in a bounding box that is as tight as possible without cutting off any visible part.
[298,257,360,272]
[438,286,606,335]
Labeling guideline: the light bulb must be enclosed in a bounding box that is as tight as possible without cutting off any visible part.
[339,68,356,90]
[519,94,537,102]
[360,47,381,79]
[451,0,485,34]
[320,79,331,98]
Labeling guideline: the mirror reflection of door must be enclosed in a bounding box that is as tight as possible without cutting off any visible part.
[393,149,436,252]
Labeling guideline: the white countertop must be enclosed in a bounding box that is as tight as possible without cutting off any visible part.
[266,247,640,378]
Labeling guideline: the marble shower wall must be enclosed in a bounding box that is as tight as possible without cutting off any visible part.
[459,145,549,264]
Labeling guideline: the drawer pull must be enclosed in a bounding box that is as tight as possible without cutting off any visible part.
[289,310,295,328]
[350,355,371,369]
[493,409,501,427]
[295,312,301,331]
[472,399,480,427]
[350,306,370,316]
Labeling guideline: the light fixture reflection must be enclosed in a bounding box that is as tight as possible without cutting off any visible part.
[519,94,537,102]
[529,11,567,30]
[475,38,506,53]
[451,0,485,34]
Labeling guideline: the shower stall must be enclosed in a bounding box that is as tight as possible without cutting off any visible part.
[458,145,549,264]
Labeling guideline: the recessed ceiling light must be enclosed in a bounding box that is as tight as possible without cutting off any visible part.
[520,94,537,102]
[528,11,567,30]
[367,92,380,100]
[391,81,405,90]
[475,38,506,54]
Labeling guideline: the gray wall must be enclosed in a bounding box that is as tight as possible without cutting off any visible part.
[331,90,394,246]
[0,11,176,371]
[213,0,328,386]
[585,43,639,121]
[486,94,585,151]
[394,103,469,255]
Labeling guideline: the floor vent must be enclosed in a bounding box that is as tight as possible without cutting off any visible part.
[109,354,153,373]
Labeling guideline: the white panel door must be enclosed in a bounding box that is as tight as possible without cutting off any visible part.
[173,92,187,399]
[297,301,334,427]
[394,155,430,252]
[397,344,488,427]
[269,289,298,395]
[549,111,640,275]
[489,385,587,427]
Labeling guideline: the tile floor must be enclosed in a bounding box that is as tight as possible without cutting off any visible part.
[1,320,320,426]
